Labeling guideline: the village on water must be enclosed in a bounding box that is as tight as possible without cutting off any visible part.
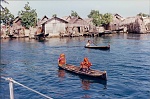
[1,1,150,99]
[1,2,150,40]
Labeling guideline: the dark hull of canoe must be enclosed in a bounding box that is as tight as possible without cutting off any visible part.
[35,33,45,37]
[8,35,17,38]
[58,64,107,80]
[85,46,110,50]
[34,33,49,41]
[58,68,107,85]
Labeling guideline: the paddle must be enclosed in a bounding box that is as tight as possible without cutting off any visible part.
[91,41,97,46]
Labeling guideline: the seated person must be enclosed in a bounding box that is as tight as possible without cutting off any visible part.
[80,61,89,72]
[80,57,92,72]
[86,40,91,47]
[58,53,66,66]
[36,27,42,35]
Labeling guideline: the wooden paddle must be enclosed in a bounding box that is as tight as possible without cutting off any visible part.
[92,41,97,46]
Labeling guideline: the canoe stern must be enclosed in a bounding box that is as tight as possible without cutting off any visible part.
[102,71,107,80]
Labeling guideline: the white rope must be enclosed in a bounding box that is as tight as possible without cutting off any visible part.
[1,76,53,99]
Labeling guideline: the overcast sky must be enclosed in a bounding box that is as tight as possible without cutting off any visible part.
[1,0,150,19]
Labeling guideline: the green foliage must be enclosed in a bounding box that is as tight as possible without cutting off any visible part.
[18,2,37,29]
[88,10,113,26]
[137,13,150,17]
[101,13,113,25]
[52,14,57,17]
[88,10,102,26]
[71,10,79,17]
[1,7,14,25]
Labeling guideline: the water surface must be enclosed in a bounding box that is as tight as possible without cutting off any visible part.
[1,33,150,99]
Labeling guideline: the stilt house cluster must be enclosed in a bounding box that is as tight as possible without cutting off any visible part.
[109,14,150,33]
[1,14,150,39]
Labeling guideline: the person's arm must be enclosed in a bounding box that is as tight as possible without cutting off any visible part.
[58,58,61,63]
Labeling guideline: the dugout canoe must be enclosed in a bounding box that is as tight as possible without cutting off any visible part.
[34,33,49,41]
[84,46,110,50]
[58,64,107,80]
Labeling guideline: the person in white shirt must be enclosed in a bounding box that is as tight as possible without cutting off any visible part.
[86,40,91,47]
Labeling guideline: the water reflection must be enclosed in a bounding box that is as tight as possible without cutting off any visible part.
[58,69,65,78]
[127,33,142,40]
[123,33,150,40]
[57,69,107,90]
[81,79,90,90]
[80,76,107,90]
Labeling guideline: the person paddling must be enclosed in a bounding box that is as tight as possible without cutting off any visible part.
[86,40,91,47]
[80,57,92,72]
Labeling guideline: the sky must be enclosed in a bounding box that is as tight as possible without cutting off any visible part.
[1,0,150,19]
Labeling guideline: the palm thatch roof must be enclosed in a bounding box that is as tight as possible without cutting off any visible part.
[37,15,49,26]
[43,16,68,25]
[120,16,142,26]
[62,16,72,22]
[67,16,88,27]
[84,18,93,23]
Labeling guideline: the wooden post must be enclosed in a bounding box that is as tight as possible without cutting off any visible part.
[9,78,14,99]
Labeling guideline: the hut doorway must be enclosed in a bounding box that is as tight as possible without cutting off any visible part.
[77,27,80,33]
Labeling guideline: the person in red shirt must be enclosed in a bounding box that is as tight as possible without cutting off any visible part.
[80,57,92,72]
[58,53,66,66]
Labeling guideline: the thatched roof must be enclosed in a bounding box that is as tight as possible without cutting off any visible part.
[114,13,124,20]
[109,14,125,26]
[62,16,72,22]
[84,18,93,23]
[38,15,49,25]
[68,16,83,24]
[41,15,48,20]
[142,17,150,24]
[64,16,88,27]
[120,16,141,25]
[68,17,78,24]
[62,16,87,25]
[43,16,68,24]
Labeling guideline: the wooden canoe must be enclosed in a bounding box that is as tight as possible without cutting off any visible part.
[85,46,110,50]
[58,64,107,80]
[58,68,107,86]
[34,33,49,40]
[35,33,45,37]
[35,33,49,37]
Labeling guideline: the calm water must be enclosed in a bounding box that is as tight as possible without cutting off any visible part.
[1,33,150,99]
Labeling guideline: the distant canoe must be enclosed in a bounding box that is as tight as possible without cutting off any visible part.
[8,34,16,38]
[58,64,107,80]
[34,33,49,40]
[84,46,110,50]
[35,33,45,37]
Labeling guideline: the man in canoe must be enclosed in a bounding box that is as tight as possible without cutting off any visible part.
[85,40,91,47]
[80,57,92,72]
[58,53,66,66]
[35,27,43,35]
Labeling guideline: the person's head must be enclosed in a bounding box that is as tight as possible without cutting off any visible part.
[60,53,65,57]
[84,57,89,62]
[88,40,91,43]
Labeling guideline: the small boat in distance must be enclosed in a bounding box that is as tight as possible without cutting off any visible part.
[34,33,49,40]
[8,34,17,38]
[84,45,110,50]
[58,64,107,80]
